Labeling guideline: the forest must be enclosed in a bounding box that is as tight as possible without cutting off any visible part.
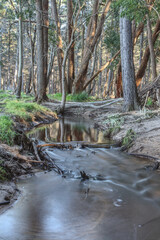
[0,0,159,111]
[0,0,160,239]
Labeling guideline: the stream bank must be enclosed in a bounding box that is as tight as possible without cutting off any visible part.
[0,99,160,214]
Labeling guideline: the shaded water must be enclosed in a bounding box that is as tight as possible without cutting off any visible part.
[1,119,160,240]
[28,117,111,144]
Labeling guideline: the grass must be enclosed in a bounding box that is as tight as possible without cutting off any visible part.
[5,100,54,121]
[49,92,95,102]
[0,116,16,145]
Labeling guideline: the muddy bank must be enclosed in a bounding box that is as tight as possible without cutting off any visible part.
[0,113,58,213]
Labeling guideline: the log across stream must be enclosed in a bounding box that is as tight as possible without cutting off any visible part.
[0,118,160,240]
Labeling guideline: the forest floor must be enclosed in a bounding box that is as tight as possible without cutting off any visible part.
[0,98,160,214]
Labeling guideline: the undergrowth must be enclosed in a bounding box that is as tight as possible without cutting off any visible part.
[49,92,95,102]
[122,129,136,148]
[0,162,8,181]
[0,116,16,145]
[104,115,125,137]
[5,100,53,121]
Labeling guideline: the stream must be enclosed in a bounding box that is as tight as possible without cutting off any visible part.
[0,118,160,240]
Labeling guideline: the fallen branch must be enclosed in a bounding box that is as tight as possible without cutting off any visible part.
[83,50,120,90]
[37,143,74,150]
[81,142,121,148]
[32,141,42,161]
[139,74,160,98]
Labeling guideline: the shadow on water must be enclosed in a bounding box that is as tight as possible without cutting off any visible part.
[28,117,112,144]
[1,118,160,240]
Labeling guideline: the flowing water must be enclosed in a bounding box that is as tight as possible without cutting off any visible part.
[0,118,160,240]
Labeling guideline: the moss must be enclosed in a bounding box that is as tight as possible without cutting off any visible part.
[0,116,16,145]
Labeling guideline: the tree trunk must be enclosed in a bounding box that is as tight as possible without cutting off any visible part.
[136,19,160,86]
[74,0,112,93]
[67,0,74,94]
[36,0,45,103]
[0,32,2,89]
[26,20,36,95]
[98,37,103,97]
[147,15,157,79]
[120,15,139,111]
[7,22,11,90]
[51,0,64,93]
[16,0,23,98]
[42,0,49,100]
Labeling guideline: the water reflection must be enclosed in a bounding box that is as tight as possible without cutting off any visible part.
[28,118,110,144]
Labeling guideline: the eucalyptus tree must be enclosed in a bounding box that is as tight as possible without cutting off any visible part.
[74,0,112,93]
[120,13,139,111]
[16,0,23,98]
[36,0,45,103]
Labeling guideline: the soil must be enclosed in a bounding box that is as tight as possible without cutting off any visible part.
[1,99,160,213]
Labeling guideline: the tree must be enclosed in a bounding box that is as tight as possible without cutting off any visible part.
[36,0,45,103]
[16,0,23,98]
[74,0,112,93]
[120,14,139,111]
[67,0,74,94]
[51,0,64,93]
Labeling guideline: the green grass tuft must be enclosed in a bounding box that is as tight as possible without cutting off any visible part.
[0,116,16,145]
[5,100,50,120]
[49,92,94,102]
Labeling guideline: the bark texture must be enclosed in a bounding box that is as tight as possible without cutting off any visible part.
[120,16,139,111]
[36,0,45,103]
[67,0,74,93]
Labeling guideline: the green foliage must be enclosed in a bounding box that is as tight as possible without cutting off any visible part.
[49,92,93,102]
[122,129,136,147]
[113,0,148,22]
[0,165,7,181]
[104,115,125,137]
[5,100,50,120]
[67,92,90,102]
[146,97,153,107]
[0,116,16,145]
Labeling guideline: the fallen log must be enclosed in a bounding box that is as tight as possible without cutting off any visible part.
[0,201,10,206]
[81,142,121,149]
[32,141,42,162]
[39,150,64,175]
[0,144,36,163]
[37,143,74,150]
[129,153,160,161]
[139,74,160,98]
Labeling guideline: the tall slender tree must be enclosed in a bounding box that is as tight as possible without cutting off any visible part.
[120,14,139,111]
[16,0,23,98]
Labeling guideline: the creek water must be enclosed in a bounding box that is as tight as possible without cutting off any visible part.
[0,118,160,240]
